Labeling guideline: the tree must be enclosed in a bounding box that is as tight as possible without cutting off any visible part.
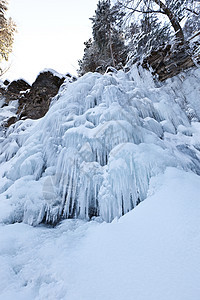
[183,1,200,39]
[116,0,200,67]
[126,12,171,63]
[0,0,16,76]
[78,0,128,75]
[118,0,194,44]
[183,1,200,63]
[78,39,100,75]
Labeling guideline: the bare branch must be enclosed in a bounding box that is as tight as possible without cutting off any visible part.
[153,0,184,43]
[185,8,199,16]
[121,3,165,14]
[188,30,200,41]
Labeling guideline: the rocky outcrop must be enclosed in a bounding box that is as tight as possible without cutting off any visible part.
[142,44,197,81]
[7,79,31,95]
[0,70,75,127]
[17,71,66,120]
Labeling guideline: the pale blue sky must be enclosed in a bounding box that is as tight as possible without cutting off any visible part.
[5,0,99,83]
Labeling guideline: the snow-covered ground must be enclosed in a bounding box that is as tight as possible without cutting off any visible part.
[0,167,200,300]
[0,65,200,299]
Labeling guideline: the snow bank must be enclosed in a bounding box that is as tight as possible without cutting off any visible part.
[0,66,200,225]
[0,168,200,300]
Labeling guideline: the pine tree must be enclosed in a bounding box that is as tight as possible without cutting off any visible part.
[78,39,100,75]
[78,0,128,75]
[0,0,16,76]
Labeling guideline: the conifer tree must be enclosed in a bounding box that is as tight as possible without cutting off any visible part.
[78,0,127,75]
[78,39,99,75]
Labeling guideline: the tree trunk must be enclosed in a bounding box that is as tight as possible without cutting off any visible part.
[154,0,185,44]
[109,31,116,67]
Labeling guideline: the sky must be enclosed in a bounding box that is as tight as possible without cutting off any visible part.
[4,0,100,84]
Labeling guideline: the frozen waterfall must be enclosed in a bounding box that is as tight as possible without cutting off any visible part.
[0,66,200,225]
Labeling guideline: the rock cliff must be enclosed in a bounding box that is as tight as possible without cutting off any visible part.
[142,41,200,81]
[0,70,76,127]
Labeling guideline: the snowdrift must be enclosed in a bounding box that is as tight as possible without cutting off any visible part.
[0,168,200,300]
[0,66,200,225]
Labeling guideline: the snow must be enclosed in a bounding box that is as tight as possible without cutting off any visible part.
[38,68,66,79]
[0,66,200,225]
[0,167,200,300]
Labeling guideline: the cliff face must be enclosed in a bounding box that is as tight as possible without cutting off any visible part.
[18,71,67,120]
[142,41,200,81]
[0,70,75,127]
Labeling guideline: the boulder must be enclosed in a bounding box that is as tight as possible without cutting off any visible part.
[7,79,31,94]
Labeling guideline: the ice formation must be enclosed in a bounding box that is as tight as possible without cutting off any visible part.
[0,66,200,225]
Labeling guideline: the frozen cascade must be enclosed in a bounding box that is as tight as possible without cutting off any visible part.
[0,66,200,225]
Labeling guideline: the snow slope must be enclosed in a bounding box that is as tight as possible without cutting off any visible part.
[0,167,200,300]
[0,66,200,225]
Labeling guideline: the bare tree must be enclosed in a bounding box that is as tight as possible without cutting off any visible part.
[118,0,192,43]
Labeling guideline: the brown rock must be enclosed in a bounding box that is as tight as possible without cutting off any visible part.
[17,70,65,120]
[7,79,31,94]
[1,70,67,127]
[4,116,18,127]
[142,44,195,81]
